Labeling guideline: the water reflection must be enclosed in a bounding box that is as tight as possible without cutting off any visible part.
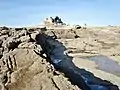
[85,55,120,76]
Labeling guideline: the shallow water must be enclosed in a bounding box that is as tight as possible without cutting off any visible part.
[84,55,120,76]
[37,33,119,90]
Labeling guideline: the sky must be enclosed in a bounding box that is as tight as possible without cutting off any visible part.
[0,0,120,27]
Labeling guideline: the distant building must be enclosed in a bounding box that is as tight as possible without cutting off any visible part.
[44,16,64,26]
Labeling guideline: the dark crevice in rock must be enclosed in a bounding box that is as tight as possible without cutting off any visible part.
[1,26,9,30]
[33,50,47,60]
[6,59,11,71]
[2,74,8,84]
[13,54,17,68]
[51,78,60,90]
[35,33,119,90]
[74,35,80,38]
[8,56,13,70]
[15,28,23,31]
[8,41,21,51]
[53,71,60,76]
[0,55,3,59]
[28,33,35,42]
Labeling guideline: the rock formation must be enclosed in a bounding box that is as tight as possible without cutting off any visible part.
[44,16,64,26]
[0,26,80,90]
[0,24,120,90]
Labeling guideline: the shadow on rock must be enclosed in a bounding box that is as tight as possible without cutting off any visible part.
[35,33,119,90]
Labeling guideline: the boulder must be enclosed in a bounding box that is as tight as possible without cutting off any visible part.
[0,30,9,35]
[18,35,30,43]
[0,26,9,30]
[2,37,21,51]
[75,25,82,29]
[17,29,27,37]
[44,16,64,26]
[15,28,23,31]
[0,48,79,90]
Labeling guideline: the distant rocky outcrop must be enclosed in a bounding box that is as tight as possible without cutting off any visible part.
[44,16,65,26]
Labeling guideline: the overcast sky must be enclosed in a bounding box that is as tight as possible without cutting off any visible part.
[0,0,120,27]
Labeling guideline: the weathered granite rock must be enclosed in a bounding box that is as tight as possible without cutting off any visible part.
[18,35,30,42]
[0,30,9,36]
[52,75,79,90]
[0,25,120,90]
[0,48,79,90]
[0,28,80,90]
[2,37,20,51]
